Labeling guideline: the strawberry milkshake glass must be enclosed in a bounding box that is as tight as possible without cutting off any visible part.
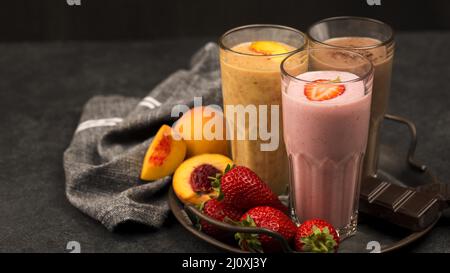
[281,48,374,239]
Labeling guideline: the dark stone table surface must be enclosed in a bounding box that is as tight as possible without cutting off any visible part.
[0,33,449,253]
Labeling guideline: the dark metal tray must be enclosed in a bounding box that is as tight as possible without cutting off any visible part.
[169,189,437,253]
[168,114,443,253]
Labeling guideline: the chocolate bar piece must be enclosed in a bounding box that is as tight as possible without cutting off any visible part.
[359,177,442,231]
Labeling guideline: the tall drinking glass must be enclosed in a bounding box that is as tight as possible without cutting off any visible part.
[281,48,374,238]
[308,16,395,178]
[219,25,307,195]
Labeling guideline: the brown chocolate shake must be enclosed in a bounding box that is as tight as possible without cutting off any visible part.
[322,37,394,177]
[308,17,395,178]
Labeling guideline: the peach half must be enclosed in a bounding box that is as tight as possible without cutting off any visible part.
[173,106,228,158]
[173,153,233,205]
[140,124,187,181]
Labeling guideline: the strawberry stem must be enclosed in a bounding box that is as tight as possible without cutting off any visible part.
[331,76,342,83]
[300,226,337,253]
[209,164,235,201]
[194,201,206,231]
[234,215,264,253]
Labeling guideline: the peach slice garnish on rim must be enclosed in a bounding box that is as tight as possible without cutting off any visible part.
[249,41,290,55]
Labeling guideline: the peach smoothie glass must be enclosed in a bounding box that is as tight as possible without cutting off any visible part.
[281,48,374,238]
[219,25,307,195]
[308,16,395,179]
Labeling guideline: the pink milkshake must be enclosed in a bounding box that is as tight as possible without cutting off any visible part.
[281,49,374,238]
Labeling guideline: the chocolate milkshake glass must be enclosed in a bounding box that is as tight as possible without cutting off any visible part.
[308,17,395,178]
[219,25,307,195]
[281,48,374,238]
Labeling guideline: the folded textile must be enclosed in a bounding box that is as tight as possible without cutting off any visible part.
[63,43,222,230]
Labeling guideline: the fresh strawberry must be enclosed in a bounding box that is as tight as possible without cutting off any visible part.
[295,219,340,253]
[234,206,297,253]
[199,199,243,241]
[212,165,286,211]
[304,78,345,101]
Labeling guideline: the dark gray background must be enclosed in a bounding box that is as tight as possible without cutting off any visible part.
[0,0,449,253]
[1,0,450,41]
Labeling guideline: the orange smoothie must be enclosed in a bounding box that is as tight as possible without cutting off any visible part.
[220,41,306,195]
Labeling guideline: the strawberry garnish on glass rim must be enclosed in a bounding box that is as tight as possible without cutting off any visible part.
[304,76,345,101]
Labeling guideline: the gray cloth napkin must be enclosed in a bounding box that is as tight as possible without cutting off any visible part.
[63,42,222,231]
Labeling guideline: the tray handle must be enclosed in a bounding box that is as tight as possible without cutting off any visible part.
[384,114,427,172]
[385,114,449,208]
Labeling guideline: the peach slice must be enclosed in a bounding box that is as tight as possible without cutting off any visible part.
[173,106,228,158]
[140,124,187,181]
[173,153,233,205]
[249,41,290,55]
